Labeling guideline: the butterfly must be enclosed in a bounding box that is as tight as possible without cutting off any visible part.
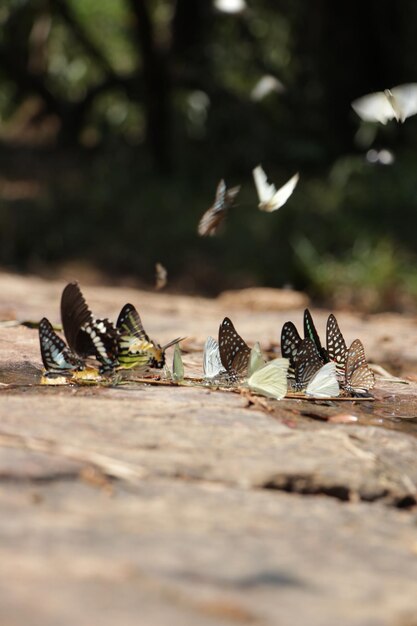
[172,343,184,382]
[253,165,299,212]
[203,336,226,379]
[326,314,348,374]
[305,361,340,398]
[218,317,251,380]
[247,358,289,400]
[351,84,417,124]
[303,309,329,363]
[343,339,375,397]
[294,338,324,391]
[198,179,240,237]
[155,262,168,290]
[60,282,119,373]
[280,321,302,377]
[39,317,85,376]
[247,341,266,377]
[116,303,182,369]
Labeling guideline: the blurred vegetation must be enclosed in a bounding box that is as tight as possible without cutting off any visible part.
[0,0,416,311]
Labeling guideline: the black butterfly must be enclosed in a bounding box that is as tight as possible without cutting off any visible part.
[326,314,348,374]
[198,179,240,237]
[303,309,329,363]
[218,317,251,380]
[343,339,375,397]
[280,321,302,378]
[294,338,323,390]
[39,317,85,376]
[116,303,182,369]
[60,282,119,373]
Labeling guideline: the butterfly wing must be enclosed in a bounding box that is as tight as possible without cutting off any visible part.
[198,179,228,237]
[304,309,329,362]
[344,339,375,395]
[253,165,276,205]
[203,336,226,379]
[61,282,92,353]
[172,344,184,381]
[116,303,149,342]
[390,83,417,122]
[247,342,266,377]
[351,90,395,124]
[326,314,347,371]
[294,339,323,389]
[218,317,251,379]
[306,361,340,398]
[39,317,85,375]
[247,358,289,400]
[269,172,299,212]
[280,321,302,376]
[155,263,167,290]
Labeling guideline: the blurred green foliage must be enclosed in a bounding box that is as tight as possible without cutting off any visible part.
[0,0,416,311]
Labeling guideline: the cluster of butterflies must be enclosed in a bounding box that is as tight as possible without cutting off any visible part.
[202,310,375,399]
[39,282,182,380]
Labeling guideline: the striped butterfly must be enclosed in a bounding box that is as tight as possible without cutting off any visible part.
[326,314,347,375]
[306,361,340,398]
[351,84,417,125]
[294,338,323,391]
[247,341,266,377]
[218,317,251,381]
[116,303,182,369]
[39,317,85,376]
[303,309,329,363]
[280,321,302,378]
[203,336,226,379]
[247,358,289,400]
[60,282,119,373]
[198,179,240,237]
[253,165,299,212]
[343,339,375,397]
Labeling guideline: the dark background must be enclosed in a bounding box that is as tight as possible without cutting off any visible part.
[0,0,416,311]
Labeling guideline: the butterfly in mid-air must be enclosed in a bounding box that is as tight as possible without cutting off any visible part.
[305,361,340,398]
[326,314,348,375]
[116,303,182,369]
[60,282,119,373]
[39,317,85,376]
[293,338,324,391]
[253,165,299,212]
[351,83,417,124]
[198,179,241,237]
[203,336,226,380]
[155,262,168,290]
[247,358,289,400]
[342,339,375,397]
[218,317,251,381]
[303,309,329,363]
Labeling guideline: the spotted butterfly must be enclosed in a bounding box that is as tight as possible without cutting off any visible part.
[116,303,182,369]
[218,317,251,381]
[343,339,375,397]
[198,179,240,237]
[60,282,119,373]
[303,309,329,363]
[280,321,302,378]
[39,317,85,376]
[294,338,323,391]
[326,314,348,374]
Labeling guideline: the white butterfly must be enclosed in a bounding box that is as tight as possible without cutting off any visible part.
[247,358,289,400]
[351,83,417,124]
[247,341,266,377]
[253,165,299,212]
[305,362,340,399]
[203,336,226,379]
[172,343,184,381]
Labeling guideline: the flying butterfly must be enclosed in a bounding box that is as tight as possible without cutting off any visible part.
[343,339,375,397]
[326,314,348,374]
[280,321,302,378]
[218,317,251,381]
[60,282,119,373]
[253,165,299,212]
[294,338,323,391]
[303,309,329,363]
[39,317,85,376]
[116,303,182,369]
[305,361,340,399]
[351,83,417,125]
[198,179,240,237]
[203,336,226,380]
[247,358,289,400]
[155,262,168,290]
[247,341,266,377]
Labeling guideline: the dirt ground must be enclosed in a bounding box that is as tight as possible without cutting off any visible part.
[0,272,417,626]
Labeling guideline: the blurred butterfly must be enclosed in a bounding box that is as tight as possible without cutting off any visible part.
[305,361,340,398]
[280,321,302,377]
[218,317,251,381]
[116,303,182,369]
[203,336,226,379]
[247,358,289,400]
[198,179,240,237]
[247,341,266,377]
[294,338,323,391]
[60,282,119,373]
[172,343,184,381]
[253,165,299,212]
[326,314,348,375]
[343,339,375,397]
[351,83,417,124]
[39,317,85,376]
[303,309,329,363]
[155,262,167,290]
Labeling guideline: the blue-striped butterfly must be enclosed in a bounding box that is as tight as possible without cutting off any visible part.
[39,317,85,376]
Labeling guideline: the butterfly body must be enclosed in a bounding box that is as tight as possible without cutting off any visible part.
[351,83,417,124]
[253,165,299,212]
[218,317,251,381]
[39,317,85,376]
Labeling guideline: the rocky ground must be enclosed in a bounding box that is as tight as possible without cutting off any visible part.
[0,272,416,626]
